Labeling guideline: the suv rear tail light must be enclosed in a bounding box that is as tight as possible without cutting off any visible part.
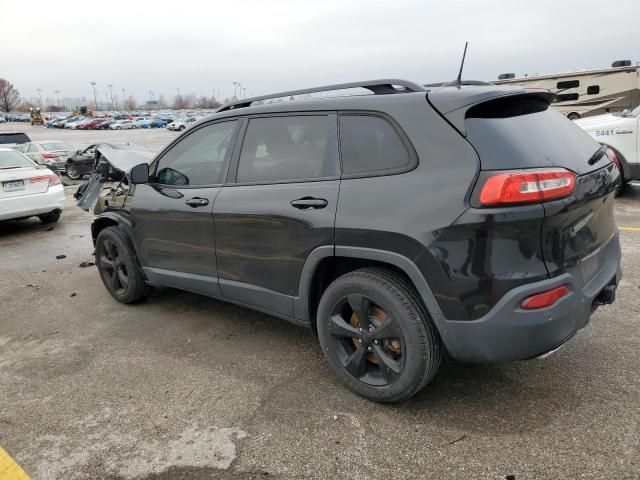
[521,285,569,310]
[41,152,56,159]
[30,174,61,188]
[478,168,576,206]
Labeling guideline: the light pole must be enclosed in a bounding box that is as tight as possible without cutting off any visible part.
[36,89,43,108]
[242,87,247,99]
[237,82,242,99]
[108,84,114,111]
[54,90,60,109]
[90,82,98,110]
[122,88,126,111]
[232,82,238,99]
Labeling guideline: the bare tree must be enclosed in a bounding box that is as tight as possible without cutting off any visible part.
[0,78,20,112]
[172,94,186,109]
[125,95,137,111]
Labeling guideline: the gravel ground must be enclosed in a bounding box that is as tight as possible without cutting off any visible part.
[1,124,639,480]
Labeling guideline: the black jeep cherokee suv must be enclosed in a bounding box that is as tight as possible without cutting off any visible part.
[91,79,621,402]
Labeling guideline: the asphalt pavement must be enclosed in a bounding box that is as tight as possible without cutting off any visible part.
[1,124,639,480]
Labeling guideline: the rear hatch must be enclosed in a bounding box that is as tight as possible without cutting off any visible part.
[429,87,619,281]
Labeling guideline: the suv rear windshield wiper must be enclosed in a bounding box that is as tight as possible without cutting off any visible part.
[587,145,608,166]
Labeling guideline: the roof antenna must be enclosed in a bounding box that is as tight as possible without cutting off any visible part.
[454,41,469,87]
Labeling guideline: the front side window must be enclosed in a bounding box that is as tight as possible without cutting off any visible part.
[237,115,335,183]
[155,120,238,186]
[339,115,413,176]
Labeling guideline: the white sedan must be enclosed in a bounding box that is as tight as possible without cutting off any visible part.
[110,120,136,130]
[576,106,639,188]
[0,148,65,223]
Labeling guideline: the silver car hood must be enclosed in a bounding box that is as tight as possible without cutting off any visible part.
[95,148,155,173]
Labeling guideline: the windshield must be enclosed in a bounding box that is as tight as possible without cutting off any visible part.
[0,150,34,168]
[41,142,74,151]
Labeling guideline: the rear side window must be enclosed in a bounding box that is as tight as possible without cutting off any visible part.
[237,115,336,183]
[339,115,413,176]
[465,95,601,174]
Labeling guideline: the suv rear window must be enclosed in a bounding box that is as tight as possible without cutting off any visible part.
[237,115,336,183]
[465,95,601,175]
[0,133,30,144]
[339,115,413,176]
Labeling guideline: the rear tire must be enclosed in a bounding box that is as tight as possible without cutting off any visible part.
[317,268,441,403]
[567,112,581,121]
[38,211,60,224]
[95,226,148,304]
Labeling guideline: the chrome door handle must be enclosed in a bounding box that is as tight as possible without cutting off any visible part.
[185,197,209,207]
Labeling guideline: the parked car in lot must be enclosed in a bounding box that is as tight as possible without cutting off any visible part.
[65,118,87,129]
[167,117,196,131]
[90,79,621,403]
[18,140,75,175]
[79,118,107,130]
[575,105,640,189]
[0,148,64,223]
[110,120,135,130]
[65,142,150,180]
[149,118,167,128]
[134,119,152,128]
[0,131,31,149]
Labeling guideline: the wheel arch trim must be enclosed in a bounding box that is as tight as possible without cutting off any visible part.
[294,246,446,330]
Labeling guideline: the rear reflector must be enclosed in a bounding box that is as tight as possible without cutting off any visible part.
[479,168,576,206]
[521,285,569,310]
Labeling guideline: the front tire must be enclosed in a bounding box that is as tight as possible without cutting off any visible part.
[567,112,581,121]
[95,226,148,304]
[317,268,441,403]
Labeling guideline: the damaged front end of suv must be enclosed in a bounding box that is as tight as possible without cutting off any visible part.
[74,147,155,214]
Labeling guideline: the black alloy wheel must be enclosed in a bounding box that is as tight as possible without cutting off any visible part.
[328,294,404,386]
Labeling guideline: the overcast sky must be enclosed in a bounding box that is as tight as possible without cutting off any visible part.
[1,0,638,103]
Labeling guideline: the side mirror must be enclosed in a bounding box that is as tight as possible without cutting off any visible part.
[130,163,149,184]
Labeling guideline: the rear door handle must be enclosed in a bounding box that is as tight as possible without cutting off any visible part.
[290,197,328,210]
[185,197,209,207]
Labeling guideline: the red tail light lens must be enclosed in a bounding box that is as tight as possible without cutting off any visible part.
[479,168,576,206]
[30,174,61,188]
[521,285,569,310]
[41,152,56,159]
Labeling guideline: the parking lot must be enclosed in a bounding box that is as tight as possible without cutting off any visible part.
[1,123,639,479]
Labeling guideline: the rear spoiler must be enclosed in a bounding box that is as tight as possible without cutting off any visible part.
[427,85,556,136]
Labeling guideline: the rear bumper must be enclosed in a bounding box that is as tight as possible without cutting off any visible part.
[440,232,621,363]
[0,185,65,221]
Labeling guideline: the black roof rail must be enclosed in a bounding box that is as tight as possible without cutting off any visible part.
[216,79,426,112]
[423,80,492,87]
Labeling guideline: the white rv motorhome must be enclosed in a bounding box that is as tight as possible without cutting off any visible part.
[494,60,640,119]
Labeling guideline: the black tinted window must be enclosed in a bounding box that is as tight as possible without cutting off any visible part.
[155,121,237,186]
[339,115,412,175]
[587,85,600,95]
[557,80,579,89]
[0,133,29,144]
[465,102,601,174]
[556,93,579,102]
[237,115,335,183]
